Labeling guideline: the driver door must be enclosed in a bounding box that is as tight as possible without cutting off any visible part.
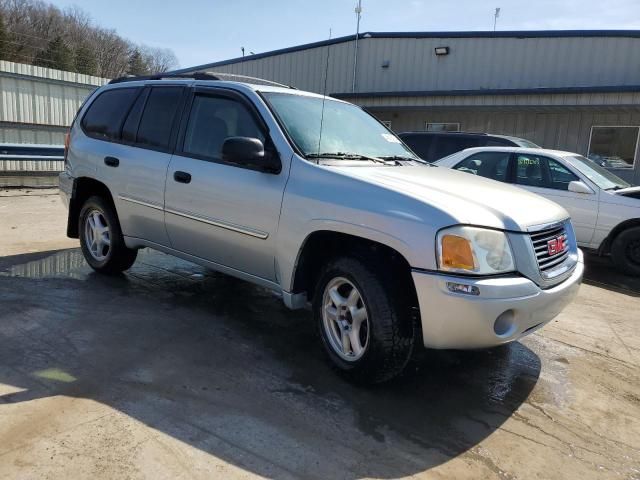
[164,87,287,281]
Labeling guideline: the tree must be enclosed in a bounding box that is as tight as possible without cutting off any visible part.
[141,46,178,74]
[35,36,73,71]
[127,48,148,76]
[74,43,96,75]
[0,12,8,60]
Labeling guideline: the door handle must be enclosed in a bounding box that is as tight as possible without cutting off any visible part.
[173,171,192,184]
[104,156,119,167]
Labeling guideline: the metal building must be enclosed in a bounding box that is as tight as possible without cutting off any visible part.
[0,60,107,145]
[177,30,640,184]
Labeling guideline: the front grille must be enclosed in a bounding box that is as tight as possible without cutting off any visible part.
[529,225,569,272]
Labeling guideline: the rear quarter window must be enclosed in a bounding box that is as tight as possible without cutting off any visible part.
[81,88,140,141]
[400,134,433,161]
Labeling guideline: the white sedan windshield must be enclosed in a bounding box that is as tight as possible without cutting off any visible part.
[568,155,630,190]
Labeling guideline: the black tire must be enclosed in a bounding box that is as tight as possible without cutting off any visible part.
[313,255,415,384]
[611,226,640,276]
[79,195,137,274]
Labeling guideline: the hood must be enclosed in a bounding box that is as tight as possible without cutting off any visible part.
[334,165,569,231]
[612,186,640,199]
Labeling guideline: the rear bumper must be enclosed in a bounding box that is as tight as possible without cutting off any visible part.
[412,250,583,349]
[59,171,74,209]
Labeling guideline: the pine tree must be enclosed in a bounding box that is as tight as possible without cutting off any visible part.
[127,49,149,76]
[74,44,97,76]
[35,37,74,71]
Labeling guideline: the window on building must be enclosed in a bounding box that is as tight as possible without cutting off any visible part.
[136,87,184,150]
[454,151,511,182]
[81,87,140,141]
[588,126,639,169]
[183,95,264,160]
[426,122,460,132]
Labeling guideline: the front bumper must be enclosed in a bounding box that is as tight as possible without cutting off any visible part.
[412,250,583,349]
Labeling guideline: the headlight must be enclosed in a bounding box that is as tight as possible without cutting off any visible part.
[437,226,515,275]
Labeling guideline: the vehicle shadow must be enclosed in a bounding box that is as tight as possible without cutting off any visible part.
[583,252,640,296]
[0,248,541,478]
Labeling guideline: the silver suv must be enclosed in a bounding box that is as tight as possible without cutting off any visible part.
[60,74,583,383]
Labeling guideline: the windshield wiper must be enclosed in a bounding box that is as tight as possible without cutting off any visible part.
[605,186,624,191]
[378,155,431,165]
[306,152,395,165]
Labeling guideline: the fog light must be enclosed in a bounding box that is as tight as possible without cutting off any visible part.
[446,282,480,296]
[494,310,516,337]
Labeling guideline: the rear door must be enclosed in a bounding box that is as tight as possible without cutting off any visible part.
[511,153,597,244]
[104,85,184,246]
[164,87,287,281]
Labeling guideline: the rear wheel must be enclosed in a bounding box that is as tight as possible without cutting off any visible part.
[313,256,415,383]
[79,196,137,273]
[611,226,640,276]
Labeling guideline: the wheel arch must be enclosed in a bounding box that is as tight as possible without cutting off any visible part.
[598,217,640,255]
[67,177,116,238]
[290,230,418,306]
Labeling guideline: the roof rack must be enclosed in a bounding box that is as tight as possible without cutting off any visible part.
[108,72,220,84]
[202,71,296,89]
[108,71,297,89]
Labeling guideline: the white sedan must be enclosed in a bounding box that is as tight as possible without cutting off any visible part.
[436,147,640,275]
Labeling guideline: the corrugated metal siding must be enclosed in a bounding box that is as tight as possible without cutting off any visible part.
[192,35,640,94]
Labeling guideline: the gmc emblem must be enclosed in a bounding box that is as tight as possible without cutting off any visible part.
[547,236,565,256]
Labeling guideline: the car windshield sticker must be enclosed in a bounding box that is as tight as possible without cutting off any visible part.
[381,133,401,143]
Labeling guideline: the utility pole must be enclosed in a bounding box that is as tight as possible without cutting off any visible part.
[351,0,362,93]
[493,7,501,31]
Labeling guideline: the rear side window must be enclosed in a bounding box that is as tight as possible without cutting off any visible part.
[401,134,433,161]
[433,136,482,160]
[454,151,511,182]
[136,87,184,150]
[183,94,264,160]
[81,88,140,141]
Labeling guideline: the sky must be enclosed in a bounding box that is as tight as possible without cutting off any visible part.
[48,0,640,69]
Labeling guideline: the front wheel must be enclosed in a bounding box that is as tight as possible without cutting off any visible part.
[313,256,415,383]
[611,226,640,276]
[79,196,137,273]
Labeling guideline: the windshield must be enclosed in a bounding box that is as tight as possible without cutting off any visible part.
[568,155,631,190]
[263,92,417,160]
[512,138,540,148]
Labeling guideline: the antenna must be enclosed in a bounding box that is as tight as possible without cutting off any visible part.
[352,0,363,92]
[493,7,500,31]
[316,28,332,159]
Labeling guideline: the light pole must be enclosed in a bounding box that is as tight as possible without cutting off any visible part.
[493,7,501,31]
[351,0,362,93]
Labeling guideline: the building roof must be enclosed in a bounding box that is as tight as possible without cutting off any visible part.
[173,30,640,74]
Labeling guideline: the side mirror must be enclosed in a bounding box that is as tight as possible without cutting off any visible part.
[221,137,281,174]
[568,180,593,194]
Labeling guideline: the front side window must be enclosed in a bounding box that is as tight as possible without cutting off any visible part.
[183,95,265,160]
[263,93,416,159]
[515,154,578,191]
[136,87,183,150]
[588,126,639,169]
[81,88,140,141]
[454,151,510,182]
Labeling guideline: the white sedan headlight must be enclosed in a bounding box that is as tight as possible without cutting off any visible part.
[437,226,515,275]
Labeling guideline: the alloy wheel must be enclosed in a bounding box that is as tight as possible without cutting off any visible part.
[322,277,370,362]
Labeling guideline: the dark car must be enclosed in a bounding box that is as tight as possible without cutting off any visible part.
[398,131,539,163]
